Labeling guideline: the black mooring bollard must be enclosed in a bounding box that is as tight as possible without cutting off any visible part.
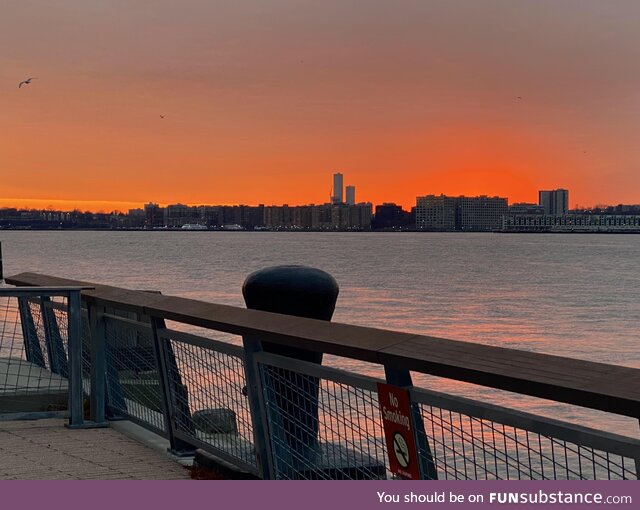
[243,265,339,458]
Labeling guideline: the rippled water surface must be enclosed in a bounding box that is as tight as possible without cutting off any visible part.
[2,231,638,435]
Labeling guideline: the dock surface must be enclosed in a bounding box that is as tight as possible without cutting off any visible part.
[0,419,190,479]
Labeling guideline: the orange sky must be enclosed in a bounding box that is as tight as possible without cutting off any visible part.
[2,1,640,212]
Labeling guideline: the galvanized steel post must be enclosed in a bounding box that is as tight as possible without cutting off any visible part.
[17,297,46,368]
[150,316,196,455]
[88,303,107,425]
[66,289,84,428]
[41,297,69,378]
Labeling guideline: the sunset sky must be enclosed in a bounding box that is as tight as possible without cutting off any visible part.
[2,0,639,212]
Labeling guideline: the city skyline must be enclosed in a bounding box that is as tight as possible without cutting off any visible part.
[2,185,639,215]
[3,2,640,211]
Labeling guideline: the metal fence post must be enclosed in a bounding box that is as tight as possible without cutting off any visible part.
[636,421,640,479]
[40,297,69,378]
[65,290,84,428]
[88,303,108,425]
[150,316,195,455]
[385,366,438,480]
[102,307,127,416]
[242,335,274,479]
[17,297,46,368]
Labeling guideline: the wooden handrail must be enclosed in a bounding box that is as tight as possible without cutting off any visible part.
[6,272,640,419]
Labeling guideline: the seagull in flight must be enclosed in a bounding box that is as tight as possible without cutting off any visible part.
[160,114,165,119]
[18,77,36,88]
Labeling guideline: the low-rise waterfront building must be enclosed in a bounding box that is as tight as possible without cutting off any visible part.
[509,203,545,215]
[502,214,640,232]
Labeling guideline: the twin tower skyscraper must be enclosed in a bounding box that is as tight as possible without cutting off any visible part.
[331,172,356,205]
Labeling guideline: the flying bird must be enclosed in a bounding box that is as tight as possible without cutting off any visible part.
[516,96,523,100]
[18,77,36,88]
[160,115,165,119]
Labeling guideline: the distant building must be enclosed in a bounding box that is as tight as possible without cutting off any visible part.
[198,205,223,227]
[332,173,343,204]
[539,189,569,215]
[415,195,456,231]
[509,203,545,215]
[571,204,640,215]
[293,205,313,229]
[164,203,198,228]
[372,203,411,230]
[264,204,294,229]
[502,214,640,233]
[457,196,508,231]
[144,202,164,228]
[351,203,373,230]
[416,195,507,231]
[127,208,145,228]
[346,185,356,205]
[311,203,333,229]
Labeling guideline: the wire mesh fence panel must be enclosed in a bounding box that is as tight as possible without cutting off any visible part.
[47,299,70,378]
[81,308,92,396]
[257,354,391,480]
[164,332,257,471]
[0,295,69,413]
[0,296,26,361]
[414,394,639,480]
[103,315,166,434]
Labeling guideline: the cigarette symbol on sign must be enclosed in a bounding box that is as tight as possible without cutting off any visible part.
[392,432,410,468]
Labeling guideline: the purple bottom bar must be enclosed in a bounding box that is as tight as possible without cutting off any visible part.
[2,480,638,510]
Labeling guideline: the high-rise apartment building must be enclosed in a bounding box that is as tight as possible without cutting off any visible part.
[144,202,164,228]
[345,185,356,205]
[415,195,508,231]
[539,189,569,215]
[415,195,457,231]
[332,173,343,204]
[456,196,508,231]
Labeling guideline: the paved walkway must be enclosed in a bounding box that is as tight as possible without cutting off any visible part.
[0,419,190,479]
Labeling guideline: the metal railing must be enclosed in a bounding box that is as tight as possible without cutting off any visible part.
[2,272,639,480]
[0,286,86,426]
[411,388,638,480]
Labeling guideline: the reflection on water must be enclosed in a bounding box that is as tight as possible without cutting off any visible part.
[1,231,639,436]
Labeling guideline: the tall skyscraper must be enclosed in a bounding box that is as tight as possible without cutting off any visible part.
[332,173,343,204]
[539,189,569,215]
[345,185,356,205]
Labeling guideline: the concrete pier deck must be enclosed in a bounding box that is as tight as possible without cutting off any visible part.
[0,419,190,479]
[0,358,68,412]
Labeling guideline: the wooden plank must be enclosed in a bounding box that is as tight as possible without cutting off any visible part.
[380,337,640,418]
[6,272,640,418]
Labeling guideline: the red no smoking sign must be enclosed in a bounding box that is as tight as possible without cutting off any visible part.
[377,383,420,479]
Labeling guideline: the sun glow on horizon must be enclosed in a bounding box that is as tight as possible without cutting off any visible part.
[2,1,639,210]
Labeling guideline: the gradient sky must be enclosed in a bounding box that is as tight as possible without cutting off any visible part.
[2,0,639,211]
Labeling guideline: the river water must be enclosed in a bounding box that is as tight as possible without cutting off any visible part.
[1,231,638,436]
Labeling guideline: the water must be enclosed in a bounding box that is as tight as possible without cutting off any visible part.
[1,231,638,436]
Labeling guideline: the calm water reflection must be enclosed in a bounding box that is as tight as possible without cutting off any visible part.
[1,231,638,436]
